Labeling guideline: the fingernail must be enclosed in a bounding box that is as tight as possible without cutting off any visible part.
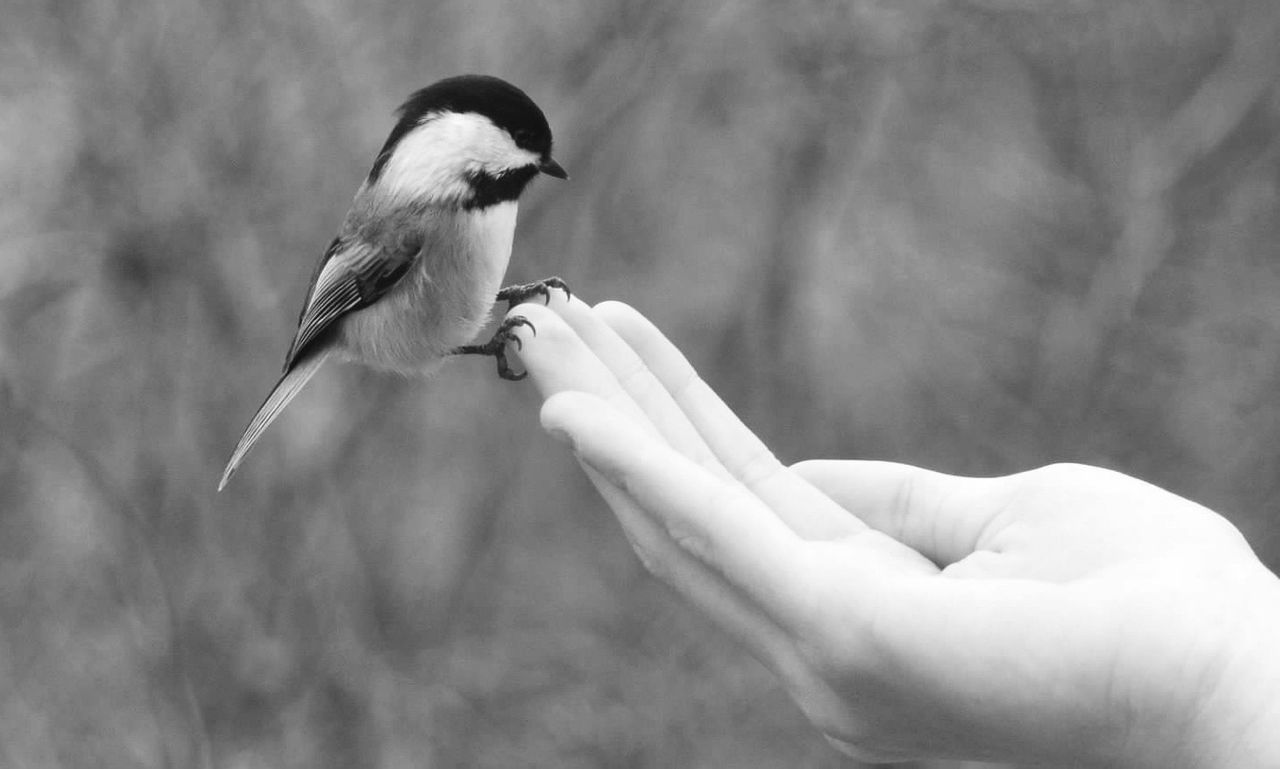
[545,425,576,451]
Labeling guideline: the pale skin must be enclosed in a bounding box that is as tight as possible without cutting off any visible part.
[504,294,1280,768]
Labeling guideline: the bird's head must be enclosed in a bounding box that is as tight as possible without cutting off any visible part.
[365,75,567,209]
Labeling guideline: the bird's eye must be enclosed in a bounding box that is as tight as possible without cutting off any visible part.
[512,129,534,147]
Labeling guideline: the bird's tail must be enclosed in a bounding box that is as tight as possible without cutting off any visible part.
[218,350,330,491]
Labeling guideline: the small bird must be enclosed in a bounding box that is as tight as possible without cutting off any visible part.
[219,75,569,491]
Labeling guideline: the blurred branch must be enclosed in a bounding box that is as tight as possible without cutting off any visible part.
[1035,13,1280,418]
[1129,9,1279,200]
[8,399,213,769]
[7,0,1280,764]
[960,0,1095,11]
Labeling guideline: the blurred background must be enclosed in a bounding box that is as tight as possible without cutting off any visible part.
[3,0,1279,766]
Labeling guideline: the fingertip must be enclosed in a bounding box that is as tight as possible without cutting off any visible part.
[591,299,637,316]
[505,300,552,322]
[539,390,651,480]
[592,301,647,335]
[539,390,593,440]
[544,282,575,310]
[505,302,566,344]
[539,389,630,437]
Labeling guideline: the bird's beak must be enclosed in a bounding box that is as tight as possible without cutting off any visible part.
[539,157,569,180]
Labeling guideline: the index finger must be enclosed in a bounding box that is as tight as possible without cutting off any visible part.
[594,302,862,541]
[541,389,822,631]
[544,296,734,482]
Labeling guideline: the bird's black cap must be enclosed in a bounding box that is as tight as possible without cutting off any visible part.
[368,75,557,184]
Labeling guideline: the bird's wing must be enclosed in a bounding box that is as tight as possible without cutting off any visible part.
[219,230,425,490]
[282,232,422,370]
[218,348,330,491]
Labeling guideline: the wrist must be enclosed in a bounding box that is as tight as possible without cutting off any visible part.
[1217,696,1280,769]
[1184,569,1280,768]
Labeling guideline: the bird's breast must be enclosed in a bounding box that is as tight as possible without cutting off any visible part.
[337,202,519,373]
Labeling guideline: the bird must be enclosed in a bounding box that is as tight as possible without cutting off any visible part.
[218,74,569,491]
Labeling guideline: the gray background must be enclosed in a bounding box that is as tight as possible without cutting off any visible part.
[3,1,1278,766]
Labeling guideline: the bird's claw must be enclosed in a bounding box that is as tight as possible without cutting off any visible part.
[453,315,536,381]
[493,316,531,380]
[497,277,571,310]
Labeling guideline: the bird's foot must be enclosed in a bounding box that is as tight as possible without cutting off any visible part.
[496,276,571,310]
[452,315,536,381]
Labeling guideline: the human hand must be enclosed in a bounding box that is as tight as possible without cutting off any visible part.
[507,295,1280,767]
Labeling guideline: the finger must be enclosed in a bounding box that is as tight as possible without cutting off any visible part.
[574,460,810,679]
[548,297,732,482]
[594,301,861,541]
[505,302,656,436]
[514,308,809,662]
[790,459,1017,566]
[541,390,819,631]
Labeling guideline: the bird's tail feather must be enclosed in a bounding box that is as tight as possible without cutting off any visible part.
[218,350,330,491]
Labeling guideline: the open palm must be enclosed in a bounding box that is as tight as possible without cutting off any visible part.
[509,294,1280,767]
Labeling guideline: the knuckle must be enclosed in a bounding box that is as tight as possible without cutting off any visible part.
[666,522,710,564]
[887,469,919,537]
[613,357,659,395]
[664,367,700,402]
[592,299,637,318]
[633,544,673,583]
[731,443,783,491]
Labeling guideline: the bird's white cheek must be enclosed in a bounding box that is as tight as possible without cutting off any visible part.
[379,112,539,205]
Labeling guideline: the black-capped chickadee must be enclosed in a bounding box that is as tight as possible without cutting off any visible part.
[219,75,568,491]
